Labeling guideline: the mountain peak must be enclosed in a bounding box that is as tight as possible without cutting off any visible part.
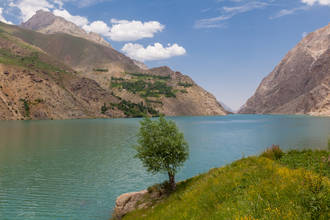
[21,10,111,48]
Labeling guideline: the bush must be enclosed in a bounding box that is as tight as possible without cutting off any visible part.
[261,145,284,160]
[93,68,108,72]
[101,103,108,114]
[147,181,172,195]
[110,100,159,118]
[19,98,30,118]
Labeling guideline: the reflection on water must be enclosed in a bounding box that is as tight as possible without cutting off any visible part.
[0,115,329,220]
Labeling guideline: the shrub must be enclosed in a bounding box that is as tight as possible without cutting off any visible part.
[147,181,172,195]
[261,145,284,160]
[93,68,108,72]
[178,82,193,88]
[300,172,329,219]
[19,98,30,118]
[101,103,108,114]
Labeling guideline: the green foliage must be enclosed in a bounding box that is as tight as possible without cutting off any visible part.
[147,181,172,195]
[111,76,124,81]
[34,98,44,104]
[111,100,159,118]
[180,89,188,93]
[128,72,171,80]
[279,150,330,177]
[93,68,108,72]
[178,82,193,88]
[125,151,330,220]
[19,98,30,118]
[300,172,329,220]
[101,103,108,114]
[146,99,163,105]
[0,48,65,73]
[135,116,189,190]
[111,78,176,98]
[261,144,284,160]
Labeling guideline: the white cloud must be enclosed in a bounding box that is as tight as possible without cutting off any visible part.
[0,8,13,24]
[53,9,88,27]
[195,1,269,29]
[82,19,165,42]
[6,1,165,42]
[53,0,64,8]
[108,19,165,41]
[9,0,55,22]
[301,0,330,6]
[122,43,186,62]
[83,20,110,35]
[270,6,309,19]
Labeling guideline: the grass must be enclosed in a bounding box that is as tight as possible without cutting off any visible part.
[0,48,65,73]
[123,149,330,220]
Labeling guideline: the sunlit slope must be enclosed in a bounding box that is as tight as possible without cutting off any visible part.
[124,150,330,220]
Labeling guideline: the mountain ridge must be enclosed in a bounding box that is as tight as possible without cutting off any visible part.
[21,10,111,48]
[239,23,330,116]
[0,19,227,120]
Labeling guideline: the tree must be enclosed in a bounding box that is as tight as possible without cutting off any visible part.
[135,116,189,191]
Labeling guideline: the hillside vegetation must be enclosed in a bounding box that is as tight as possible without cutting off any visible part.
[0,21,227,119]
[123,149,330,220]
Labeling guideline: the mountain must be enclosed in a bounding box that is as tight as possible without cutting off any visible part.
[21,10,111,48]
[239,23,330,116]
[0,19,226,120]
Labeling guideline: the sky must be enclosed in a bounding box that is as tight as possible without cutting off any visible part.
[0,0,330,110]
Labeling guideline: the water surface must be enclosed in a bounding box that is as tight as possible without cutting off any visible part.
[0,115,329,220]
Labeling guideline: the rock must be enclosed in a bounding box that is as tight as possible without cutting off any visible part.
[21,10,112,48]
[239,23,330,116]
[113,190,148,219]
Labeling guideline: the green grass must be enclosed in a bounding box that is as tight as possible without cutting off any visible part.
[123,150,330,220]
[279,150,329,177]
[0,48,65,74]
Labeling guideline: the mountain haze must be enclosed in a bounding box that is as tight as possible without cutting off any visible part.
[239,23,330,116]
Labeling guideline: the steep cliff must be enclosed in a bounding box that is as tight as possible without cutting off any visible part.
[239,23,330,116]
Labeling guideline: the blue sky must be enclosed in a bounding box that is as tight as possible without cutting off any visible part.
[1,0,330,110]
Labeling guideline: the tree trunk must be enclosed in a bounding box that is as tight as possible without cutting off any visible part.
[168,172,176,191]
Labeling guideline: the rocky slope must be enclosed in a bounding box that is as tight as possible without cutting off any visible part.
[239,23,330,116]
[0,20,226,120]
[0,23,125,120]
[21,10,111,48]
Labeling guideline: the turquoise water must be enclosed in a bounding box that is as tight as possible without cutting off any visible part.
[0,115,329,220]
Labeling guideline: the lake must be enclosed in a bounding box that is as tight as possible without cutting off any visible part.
[0,115,329,220]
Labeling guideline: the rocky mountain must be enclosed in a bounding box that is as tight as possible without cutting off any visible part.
[239,23,330,116]
[0,20,226,120]
[21,10,111,48]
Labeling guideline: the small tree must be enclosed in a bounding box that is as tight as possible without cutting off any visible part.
[135,116,189,191]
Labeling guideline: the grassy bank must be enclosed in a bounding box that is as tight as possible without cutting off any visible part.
[123,149,329,220]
